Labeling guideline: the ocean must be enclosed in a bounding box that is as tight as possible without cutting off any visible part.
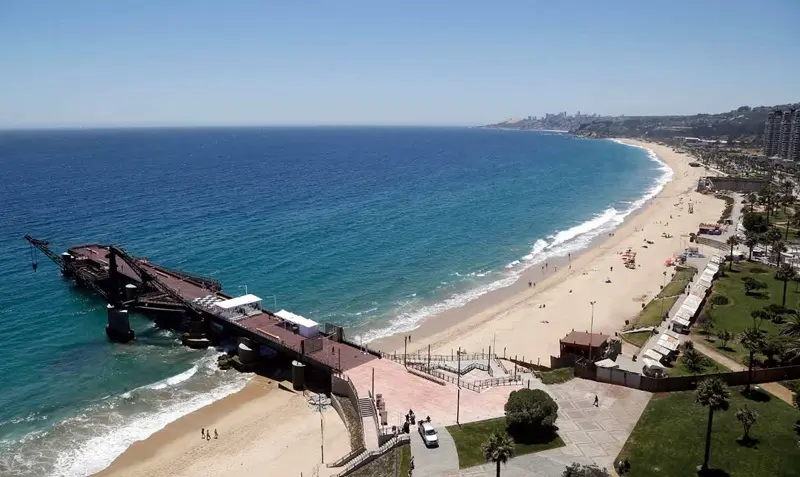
[0,127,670,476]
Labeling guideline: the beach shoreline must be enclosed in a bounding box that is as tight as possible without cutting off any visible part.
[90,137,723,477]
[372,138,722,365]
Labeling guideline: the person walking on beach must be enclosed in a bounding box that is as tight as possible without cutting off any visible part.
[594,395,599,407]
[206,431,211,441]
[528,281,532,287]
[214,429,218,439]
[201,428,205,439]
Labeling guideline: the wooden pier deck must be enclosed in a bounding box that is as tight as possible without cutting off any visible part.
[69,244,376,372]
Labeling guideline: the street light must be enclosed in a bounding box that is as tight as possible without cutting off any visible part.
[659,270,668,321]
[589,301,596,361]
[238,284,248,295]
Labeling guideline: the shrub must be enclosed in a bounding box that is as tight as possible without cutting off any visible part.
[710,294,729,306]
[504,388,558,433]
[562,462,611,477]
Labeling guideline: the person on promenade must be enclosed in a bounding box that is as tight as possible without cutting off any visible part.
[594,395,599,407]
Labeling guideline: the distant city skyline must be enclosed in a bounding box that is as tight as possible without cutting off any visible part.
[1,1,798,129]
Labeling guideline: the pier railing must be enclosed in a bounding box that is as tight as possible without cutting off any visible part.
[405,362,520,392]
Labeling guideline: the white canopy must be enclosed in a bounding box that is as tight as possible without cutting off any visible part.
[644,349,665,362]
[275,309,319,338]
[595,358,618,368]
[653,344,674,356]
[672,316,691,327]
[642,358,665,370]
[214,294,262,310]
[663,329,680,340]
[657,335,680,351]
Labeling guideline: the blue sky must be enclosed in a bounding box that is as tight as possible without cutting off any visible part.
[1,1,798,128]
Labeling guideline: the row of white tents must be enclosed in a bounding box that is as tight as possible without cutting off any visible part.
[643,257,724,376]
[670,256,723,333]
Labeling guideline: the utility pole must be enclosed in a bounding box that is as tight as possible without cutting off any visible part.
[659,271,668,320]
[404,336,408,366]
[316,394,325,464]
[589,301,596,361]
[456,346,461,424]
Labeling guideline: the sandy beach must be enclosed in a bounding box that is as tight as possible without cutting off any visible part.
[374,139,724,365]
[91,139,723,477]
[94,376,350,477]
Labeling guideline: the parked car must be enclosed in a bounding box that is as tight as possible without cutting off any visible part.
[418,421,439,447]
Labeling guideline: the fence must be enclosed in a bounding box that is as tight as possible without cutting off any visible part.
[405,363,520,392]
[381,350,496,364]
[575,361,800,393]
[328,394,366,467]
[329,434,410,477]
[301,336,324,355]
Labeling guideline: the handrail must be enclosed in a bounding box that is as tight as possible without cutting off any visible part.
[330,434,410,477]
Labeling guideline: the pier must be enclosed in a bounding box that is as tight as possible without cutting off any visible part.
[25,236,375,376]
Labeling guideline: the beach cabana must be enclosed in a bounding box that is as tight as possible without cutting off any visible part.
[644,348,665,363]
[653,343,674,357]
[559,331,610,361]
[657,334,680,352]
[642,358,666,377]
[275,309,319,338]
[213,294,262,321]
[671,315,692,333]
[595,358,618,369]
[664,328,680,340]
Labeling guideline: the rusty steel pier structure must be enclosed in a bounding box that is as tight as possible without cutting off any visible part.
[24,235,375,377]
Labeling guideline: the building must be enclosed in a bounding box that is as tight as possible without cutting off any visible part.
[764,108,800,161]
[792,109,800,162]
[763,110,782,157]
[558,330,610,361]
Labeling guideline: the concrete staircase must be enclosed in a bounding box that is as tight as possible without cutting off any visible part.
[357,397,379,451]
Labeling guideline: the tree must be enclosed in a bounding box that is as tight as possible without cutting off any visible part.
[682,347,709,374]
[742,211,768,234]
[740,326,765,393]
[782,311,800,337]
[698,312,715,336]
[696,377,730,472]
[482,431,515,477]
[794,392,800,411]
[744,231,760,261]
[735,405,758,441]
[742,276,766,296]
[725,236,740,271]
[716,330,733,349]
[763,303,789,324]
[759,334,789,366]
[562,463,610,477]
[775,263,796,307]
[746,193,758,213]
[504,388,558,433]
[773,240,787,265]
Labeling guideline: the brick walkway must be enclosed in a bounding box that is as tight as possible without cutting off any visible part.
[436,379,651,476]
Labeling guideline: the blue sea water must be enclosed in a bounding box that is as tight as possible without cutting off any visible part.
[0,127,669,476]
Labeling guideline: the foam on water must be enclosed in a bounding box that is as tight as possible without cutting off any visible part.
[359,141,674,343]
[1,350,251,477]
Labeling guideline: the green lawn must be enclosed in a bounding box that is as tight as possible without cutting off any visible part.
[538,367,575,385]
[622,330,655,348]
[637,296,680,328]
[692,261,791,364]
[446,418,565,469]
[617,387,800,477]
[667,350,732,377]
[399,443,411,477]
[658,267,697,298]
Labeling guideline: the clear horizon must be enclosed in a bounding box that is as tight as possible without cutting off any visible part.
[1,0,798,129]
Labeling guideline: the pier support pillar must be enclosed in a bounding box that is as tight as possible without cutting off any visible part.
[124,284,137,301]
[105,304,134,343]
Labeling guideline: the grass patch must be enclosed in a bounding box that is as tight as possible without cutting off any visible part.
[538,367,575,385]
[659,267,698,298]
[691,261,790,365]
[617,386,800,477]
[667,351,732,377]
[637,296,680,328]
[399,443,411,477]
[446,417,565,469]
[622,330,654,348]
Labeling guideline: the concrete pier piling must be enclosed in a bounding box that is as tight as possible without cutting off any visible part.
[105,304,134,343]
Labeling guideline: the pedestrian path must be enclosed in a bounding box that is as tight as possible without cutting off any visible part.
[693,341,795,405]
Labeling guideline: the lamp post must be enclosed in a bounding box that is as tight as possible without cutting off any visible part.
[659,270,668,321]
[238,284,248,295]
[589,301,596,361]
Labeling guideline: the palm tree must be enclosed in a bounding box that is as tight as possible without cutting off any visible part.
[744,231,760,261]
[775,263,797,307]
[696,377,730,473]
[773,240,787,265]
[747,193,758,213]
[735,405,757,442]
[782,311,800,338]
[725,236,740,271]
[740,325,765,393]
[482,431,515,477]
